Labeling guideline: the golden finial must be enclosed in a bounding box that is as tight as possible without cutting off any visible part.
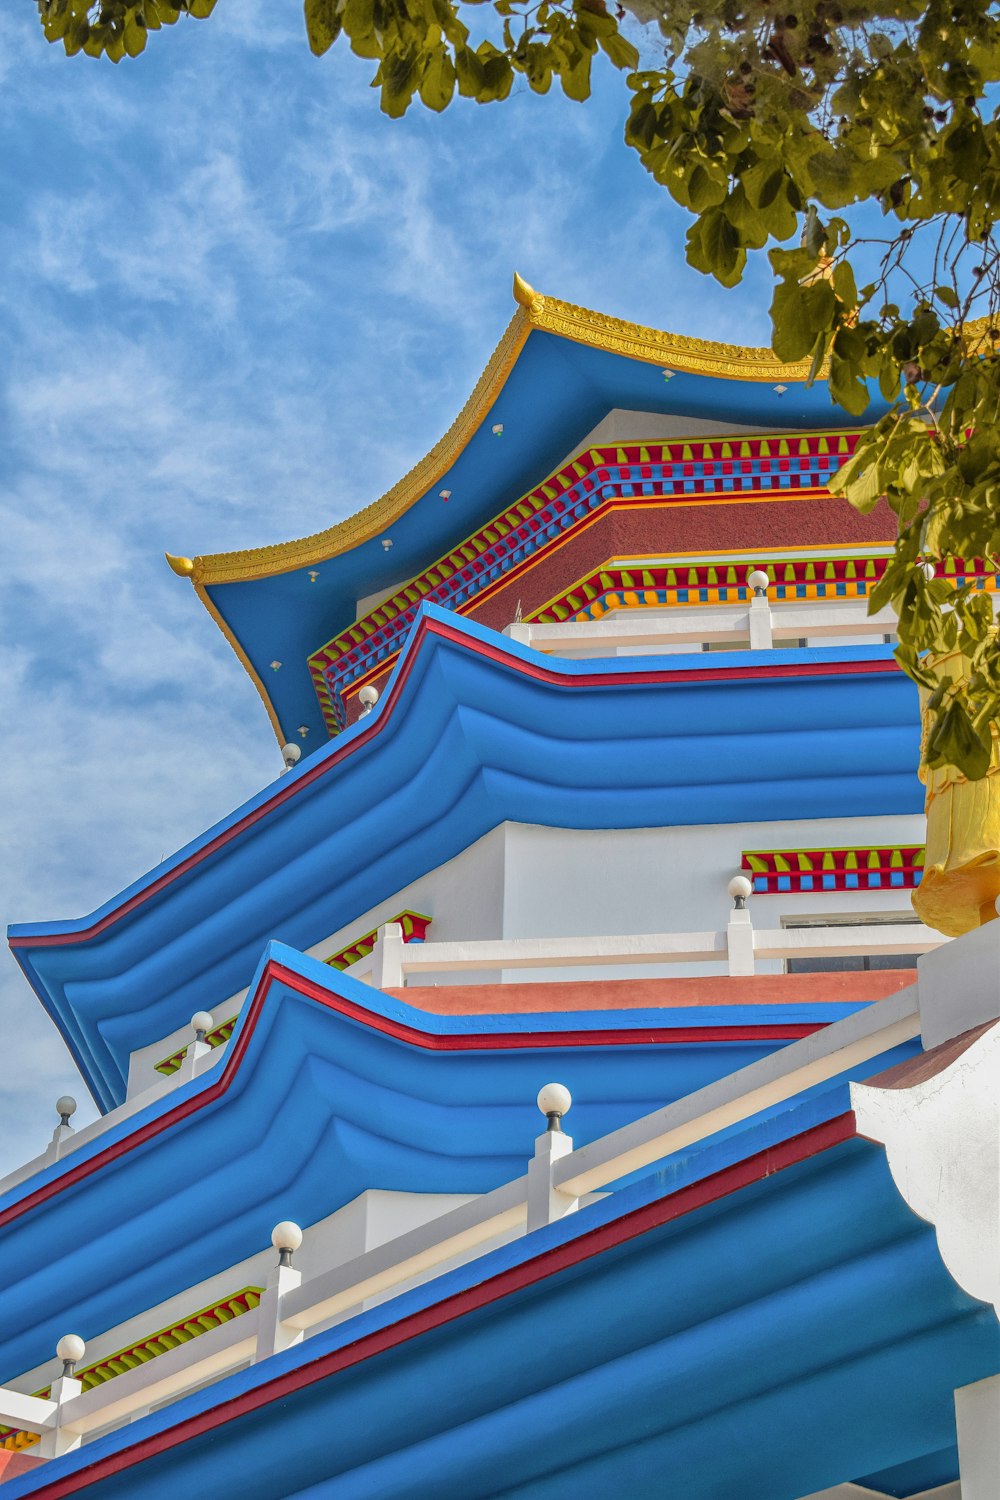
[165,553,195,577]
[512,272,541,310]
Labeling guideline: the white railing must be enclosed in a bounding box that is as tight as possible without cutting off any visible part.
[504,594,899,657]
[355,916,943,988]
[0,1042,221,1201]
[0,985,922,1462]
[2,909,937,1206]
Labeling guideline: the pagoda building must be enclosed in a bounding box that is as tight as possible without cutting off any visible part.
[1,278,997,1499]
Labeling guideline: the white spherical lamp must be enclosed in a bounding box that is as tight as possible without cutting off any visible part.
[191,1011,214,1042]
[747,569,770,596]
[537,1082,572,1130]
[271,1220,303,1267]
[56,1096,77,1125]
[281,742,302,770]
[358,684,380,713]
[56,1333,85,1375]
[728,874,753,908]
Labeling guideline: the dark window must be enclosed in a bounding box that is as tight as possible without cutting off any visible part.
[783,918,921,975]
[786,951,919,974]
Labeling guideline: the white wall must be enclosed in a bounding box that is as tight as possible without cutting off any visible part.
[497,817,925,980]
[129,811,927,1085]
[307,814,926,983]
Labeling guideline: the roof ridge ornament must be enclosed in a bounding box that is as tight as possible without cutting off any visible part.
[512,272,545,319]
[165,553,195,578]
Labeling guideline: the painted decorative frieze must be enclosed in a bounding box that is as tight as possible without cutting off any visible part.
[307,430,864,736]
[324,911,431,971]
[0,1288,262,1452]
[742,845,925,894]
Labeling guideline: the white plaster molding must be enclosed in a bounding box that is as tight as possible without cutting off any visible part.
[852,1022,1000,1313]
[918,920,1000,1050]
[797,1483,961,1500]
[956,1374,1000,1500]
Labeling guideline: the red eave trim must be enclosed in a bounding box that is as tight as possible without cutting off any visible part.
[23,1112,857,1497]
[0,956,825,1233]
[9,617,898,951]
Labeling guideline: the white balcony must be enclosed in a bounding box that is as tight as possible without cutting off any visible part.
[504,594,898,658]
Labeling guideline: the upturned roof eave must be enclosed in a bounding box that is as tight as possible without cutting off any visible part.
[8,606,920,1105]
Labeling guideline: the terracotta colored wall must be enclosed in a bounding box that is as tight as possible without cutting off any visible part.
[466,495,895,637]
[388,969,917,1016]
[341,493,896,725]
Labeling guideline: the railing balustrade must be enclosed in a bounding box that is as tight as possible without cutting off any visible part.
[503,593,901,656]
[357,917,942,989]
[0,986,922,1463]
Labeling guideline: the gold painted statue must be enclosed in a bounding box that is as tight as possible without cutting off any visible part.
[912,648,1000,936]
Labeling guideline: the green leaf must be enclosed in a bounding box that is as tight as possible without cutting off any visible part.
[419,49,455,110]
[304,0,342,55]
[926,698,992,780]
[829,353,870,416]
[598,28,637,71]
[686,208,744,286]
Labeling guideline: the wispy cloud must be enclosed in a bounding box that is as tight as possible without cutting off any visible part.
[1,0,778,1174]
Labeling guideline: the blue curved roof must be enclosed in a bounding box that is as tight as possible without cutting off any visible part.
[5,1106,994,1500]
[0,943,908,1386]
[9,607,923,1110]
[181,303,889,747]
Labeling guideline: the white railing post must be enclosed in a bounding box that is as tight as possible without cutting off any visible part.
[747,570,773,649]
[178,1012,214,1084]
[371,923,404,989]
[504,622,532,648]
[726,876,755,977]
[526,1086,579,1232]
[255,1223,304,1363]
[45,1097,77,1164]
[38,1338,84,1460]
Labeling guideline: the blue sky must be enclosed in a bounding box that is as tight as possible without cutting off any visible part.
[0,1,783,1173]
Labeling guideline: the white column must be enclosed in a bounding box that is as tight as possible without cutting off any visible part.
[748,593,773,649]
[727,905,755,976]
[371,923,404,989]
[956,1374,1000,1500]
[37,1374,82,1460]
[45,1124,75,1165]
[44,1097,78,1164]
[255,1264,304,1362]
[527,1129,578,1233]
[177,1038,211,1084]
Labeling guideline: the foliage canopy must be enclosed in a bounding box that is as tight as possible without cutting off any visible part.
[38,0,1000,777]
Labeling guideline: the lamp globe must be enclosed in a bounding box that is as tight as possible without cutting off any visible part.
[56,1334,85,1368]
[537,1083,572,1120]
[271,1221,303,1253]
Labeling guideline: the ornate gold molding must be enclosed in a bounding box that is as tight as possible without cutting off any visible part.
[167,276,833,590]
[525,287,817,382]
[178,304,532,588]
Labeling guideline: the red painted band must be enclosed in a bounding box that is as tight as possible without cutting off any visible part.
[10,615,898,951]
[23,1113,856,1498]
[0,956,825,1233]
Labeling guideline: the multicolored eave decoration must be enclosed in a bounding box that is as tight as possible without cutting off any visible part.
[4,279,997,1499]
[164,274,902,751]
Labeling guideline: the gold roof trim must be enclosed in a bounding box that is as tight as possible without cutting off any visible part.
[170,276,824,589]
[179,302,532,589]
[521,277,816,382]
